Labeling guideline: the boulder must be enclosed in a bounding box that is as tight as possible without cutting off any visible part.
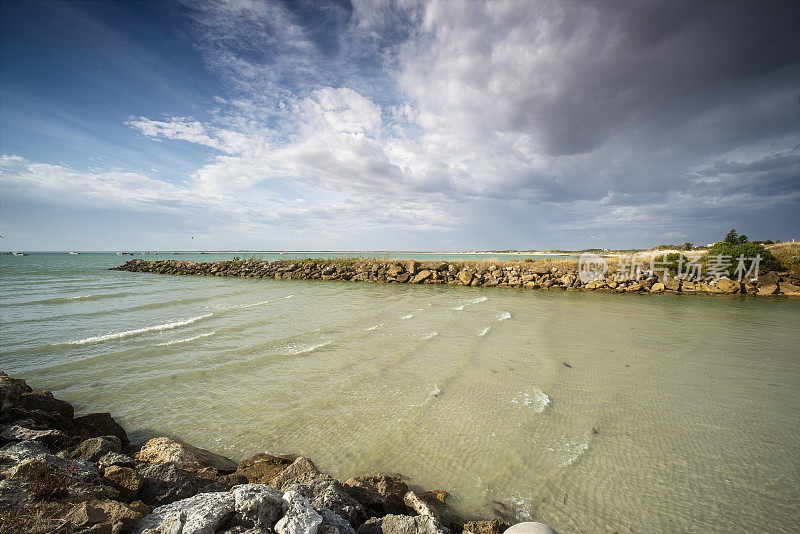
[11,453,100,483]
[134,436,237,473]
[462,519,508,534]
[0,372,33,411]
[276,489,323,534]
[412,271,432,284]
[74,412,129,446]
[356,514,450,534]
[457,270,473,286]
[16,390,74,418]
[98,451,136,469]
[133,491,236,534]
[104,465,143,501]
[0,439,48,462]
[0,424,70,451]
[319,508,357,534]
[71,435,122,462]
[404,261,420,276]
[273,456,322,490]
[343,474,409,516]
[503,523,558,534]
[237,453,294,484]
[662,276,681,291]
[231,483,284,529]
[419,491,447,507]
[66,499,143,533]
[289,475,367,527]
[649,282,665,293]
[403,491,442,521]
[138,462,202,507]
[755,271,780,287]
[716,278,738,294]
[779,281,800,295]
[758,284,778,295]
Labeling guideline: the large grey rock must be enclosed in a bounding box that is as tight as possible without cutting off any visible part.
[343,475,408,516]
[356,514,450,534]
[134,491,236,534]
[288,476,367,527]
[138,461,202,506]
[503,523,558,534]
[319,508,356,534]
[231,483,284,528]
[98,450,136,469]
[0,372,32,411]
[71,435,122,462]
[0,424,70,451]
[0,439,48,462]
[275,489,323,534]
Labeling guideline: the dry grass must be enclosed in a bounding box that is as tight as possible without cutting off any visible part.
[767,242,800,275]
[28,460,74,501]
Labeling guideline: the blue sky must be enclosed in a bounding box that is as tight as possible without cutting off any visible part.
[1,0,798,251]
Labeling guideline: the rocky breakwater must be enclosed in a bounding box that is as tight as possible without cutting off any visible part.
[0,372,557,534]
[113,258,800,296]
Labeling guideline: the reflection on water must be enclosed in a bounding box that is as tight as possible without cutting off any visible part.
[1,253,799,533]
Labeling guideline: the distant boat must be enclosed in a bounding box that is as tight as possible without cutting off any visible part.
[12,252,28,256]
[69,251,80,255]
[116,252,134,256]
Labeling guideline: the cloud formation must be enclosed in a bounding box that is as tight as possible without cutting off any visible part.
[2,0,798,249]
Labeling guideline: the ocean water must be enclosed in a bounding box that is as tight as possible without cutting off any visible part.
[1,253,799,533]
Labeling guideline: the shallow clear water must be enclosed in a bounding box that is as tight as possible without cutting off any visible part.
[1,253,799,533]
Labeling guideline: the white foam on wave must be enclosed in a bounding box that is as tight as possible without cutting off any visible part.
[549,432,590,467]
[156,331,216,346]
[430,384,441,396]
[365,323,384,331]
[511,389,551,413]
[68,314,213,345]
[242,300,270,308]
[287,340,331,354]
[453,296,488,311]
[478,327,491,336]
[401,314,414,320]
[420,331,438,340]
[284,295,294,299]
[498,312,511,321]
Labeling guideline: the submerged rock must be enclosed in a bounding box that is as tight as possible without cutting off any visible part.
[134,491,236,534]
[237,452,294,484]
[343,474,409,516]
[462,519,509,534]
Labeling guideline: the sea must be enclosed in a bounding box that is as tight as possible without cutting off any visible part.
[1,252,798,533]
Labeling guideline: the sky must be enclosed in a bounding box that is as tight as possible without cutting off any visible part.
[1,0,798,251]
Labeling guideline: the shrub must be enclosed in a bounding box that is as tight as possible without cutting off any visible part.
[27,460,74,500]
[705,241,779,276]
[524,258,534,262]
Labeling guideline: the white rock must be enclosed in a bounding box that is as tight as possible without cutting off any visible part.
[232,483,284,528]
[403,491,442,521]
[276,489,323,534]
[134,491,236,534]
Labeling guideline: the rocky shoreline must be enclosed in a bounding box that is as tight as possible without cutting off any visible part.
[0,373,557,534]
[113,258,800,297]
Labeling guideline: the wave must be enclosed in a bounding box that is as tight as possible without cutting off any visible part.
[365,323,384,331]
[284,295,294,299]
[401,314,414,320]
[155,331,216,346]
[67,314,213,345]
[498,312,511,321]
[550,433,590,467]
[11,292,132,306]
[242,300,271,308]
[453,296,488,311]
[420,332,438,340]
[478,327,491,336]
[286,340,331,354]
[511,389,551,413]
